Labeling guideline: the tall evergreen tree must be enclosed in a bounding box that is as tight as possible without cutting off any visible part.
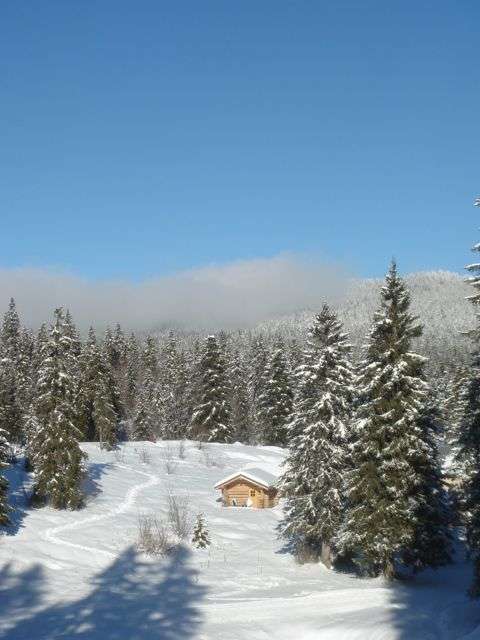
[32,308,85,509]
[159,332,189,438]
[79,328,118,448]
[228,350,251,443]
[281,306,354,567]
[0,298,23,443]
[257,342,293,446]
[0,426,10,526]
[247,336,268,437]
[340,262,447,579]
[403,400,452,571]
[457,198,480,596]
[189,335,231,443]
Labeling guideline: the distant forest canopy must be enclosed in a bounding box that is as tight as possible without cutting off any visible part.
[252,271,473,373]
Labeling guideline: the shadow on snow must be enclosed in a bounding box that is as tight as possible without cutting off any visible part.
[0,545,207,640]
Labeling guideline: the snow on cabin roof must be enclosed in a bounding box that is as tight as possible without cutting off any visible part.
[214,467,278,490]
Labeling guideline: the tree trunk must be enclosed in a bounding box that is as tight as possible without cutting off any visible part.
[321,541,332,569]
[383,557,396,580]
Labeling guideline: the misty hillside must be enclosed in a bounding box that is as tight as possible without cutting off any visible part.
[256,271,474,370]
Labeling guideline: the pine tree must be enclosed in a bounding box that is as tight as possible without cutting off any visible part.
[228,350,251,443]
[159,333,188,439]
[79,328,118,448]
[281,305,354,567]
[192,513,210,549]
[132,394,155,441]
[340,262,441,579]
[257,342,293,446]
[457,198,480,596]
[0,298,23,443]
[123,333,140,414]
[247,336,268,439]
[0,426,10,526]
[142,335,159,379]
[189,335,231,443]
[402,400,452,571]
[32,308,85,509]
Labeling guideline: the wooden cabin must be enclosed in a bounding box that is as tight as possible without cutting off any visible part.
[214,468,279,509]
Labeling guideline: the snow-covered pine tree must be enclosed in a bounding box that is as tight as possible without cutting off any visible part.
[281,305,354,567]
[0,298,24,443]
[192,513,210,549]
[63,309,82,359]
[402,399,452,571]
[142,335,159,380]
[257,341,293,446]
[123,333,140,414]
[340,261,437,579]
[0,425,10,526]
[247,336,268,439]
[189,335,232,443]
[0,364,22,447]
[457,197,480,596]
[1,298,21,360]
[132,389,155,441]
[228,349,251,443]
[445,366,471,465]
[158,332,188,439]
[33,308,85,509]
[79,328,118,448]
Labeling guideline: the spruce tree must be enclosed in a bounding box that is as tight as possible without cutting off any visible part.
[189,335,231,443]
[247,336,268,438]
[457,198,480,596]
[159,332,188,438]
[0,426,10,526]
[32,308,85,509]
[79,328,118,447]
[142,335,159,379]
[402,400,452,571]
[192,513,210,549]
[257,342,293,446]
[0,298,23,443]
[340,262,443,579]
[123,333,140,414]
[228,350,251,443]
[281,305,354,567]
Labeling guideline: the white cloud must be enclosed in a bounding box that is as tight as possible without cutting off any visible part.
[0,255,350,331]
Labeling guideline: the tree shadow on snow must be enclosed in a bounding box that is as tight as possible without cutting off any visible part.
[3,458,32,535]
[1,545,207,640]
[387,541,480,639]
[82,461,114,501]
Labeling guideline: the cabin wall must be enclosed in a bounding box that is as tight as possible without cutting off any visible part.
[221,480,278,508]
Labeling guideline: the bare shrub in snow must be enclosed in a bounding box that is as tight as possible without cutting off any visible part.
[161,444,177,475]
[167,494,193,541]
[136,514,172,556]
[202,446,225,469]
[137,448,151,465]
[113,448,126,464]
[177,440,186,460]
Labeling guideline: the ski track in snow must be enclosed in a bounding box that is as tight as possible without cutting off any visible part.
[42,461,160,560]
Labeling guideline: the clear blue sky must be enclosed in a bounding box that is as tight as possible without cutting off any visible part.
[1,1,479,280]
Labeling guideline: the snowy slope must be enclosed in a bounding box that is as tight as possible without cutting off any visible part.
[1,441,480,639]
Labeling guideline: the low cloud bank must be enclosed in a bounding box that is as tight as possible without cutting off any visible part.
[0,255,350,331]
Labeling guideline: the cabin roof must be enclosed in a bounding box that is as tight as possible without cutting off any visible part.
[214,467,278,491]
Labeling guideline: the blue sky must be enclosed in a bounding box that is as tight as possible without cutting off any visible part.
[1,1,479,281]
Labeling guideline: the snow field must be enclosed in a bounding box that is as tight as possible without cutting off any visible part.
[0,440,479,639]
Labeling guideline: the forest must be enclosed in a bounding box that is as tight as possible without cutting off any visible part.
[0,254,479,591]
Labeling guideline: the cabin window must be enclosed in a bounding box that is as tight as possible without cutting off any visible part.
[250,490,255,497]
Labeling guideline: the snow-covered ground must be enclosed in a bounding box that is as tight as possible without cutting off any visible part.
[0,441,479,639]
